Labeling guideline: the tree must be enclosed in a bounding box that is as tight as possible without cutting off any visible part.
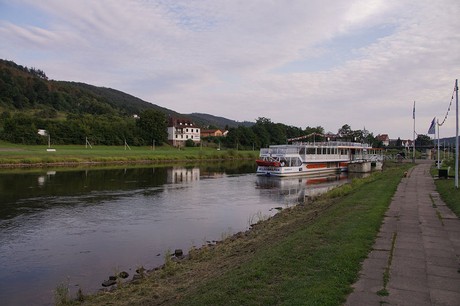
[304,126,325,142]
[185,139,195,147]
[136,110,168,145]
[415,134,433,147]
[338,124,353,140]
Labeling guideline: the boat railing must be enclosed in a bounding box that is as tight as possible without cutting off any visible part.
[259,142,373,156]
[260,147,299,155]
[291,141,370,148]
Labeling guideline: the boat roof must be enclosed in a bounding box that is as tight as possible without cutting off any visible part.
[269,141,373,149]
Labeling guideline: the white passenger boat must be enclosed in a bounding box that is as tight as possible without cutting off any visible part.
[256,141,382,177]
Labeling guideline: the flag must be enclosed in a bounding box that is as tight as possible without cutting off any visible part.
[412,101,415,119]
[427,117,436,134]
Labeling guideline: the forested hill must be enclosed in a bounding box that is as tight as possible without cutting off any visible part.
[0,59,250,127]
[0,59,179,118]
[187,113,253,129]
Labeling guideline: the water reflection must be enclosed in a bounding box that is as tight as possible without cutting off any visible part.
[0,162,354,306]
[167,167,200,184]
[256,173,349,204]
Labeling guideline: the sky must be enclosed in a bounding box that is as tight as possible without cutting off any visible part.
[1,0,459,140]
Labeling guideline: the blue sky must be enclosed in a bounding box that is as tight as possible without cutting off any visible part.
[1,0,459,139]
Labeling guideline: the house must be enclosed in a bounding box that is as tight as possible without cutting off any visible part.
[167,117,201,147]
[376,134,390,146]
[402,139,414,148]
[201,129,223,138]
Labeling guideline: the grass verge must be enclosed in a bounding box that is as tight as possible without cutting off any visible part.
[78,163,411,306]
[0,142,258,167]
[434,177,460,217]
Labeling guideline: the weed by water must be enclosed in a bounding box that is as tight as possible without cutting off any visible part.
[221,227,233,241]
[248,211,269,227]
[54,280,69,306]
[161,249,181,277]
[76,287,85,302]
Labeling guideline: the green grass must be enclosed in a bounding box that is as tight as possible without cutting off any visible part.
[82,163,412,306]
[431,158,460,217]
[434,176,460,217]
[179,169,408,305]
[0,141,258,166]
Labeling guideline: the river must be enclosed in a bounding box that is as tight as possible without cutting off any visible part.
[0,161,349,305]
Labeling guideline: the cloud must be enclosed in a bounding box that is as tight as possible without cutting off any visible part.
[1,0,459,139]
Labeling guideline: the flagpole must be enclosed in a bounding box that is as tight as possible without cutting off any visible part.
[455,79,458,188]
[437,119,440,169]
[413,101,416,163]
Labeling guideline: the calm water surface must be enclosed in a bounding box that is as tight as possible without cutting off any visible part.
[0,161,348,305]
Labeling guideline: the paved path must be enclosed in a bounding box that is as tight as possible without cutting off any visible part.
[345,161,460,306]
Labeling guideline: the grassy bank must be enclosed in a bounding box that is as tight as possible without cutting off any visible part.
[68,162,412,306]
[0,141,258,166]
[435,179,460,217]
[432,158,460,217]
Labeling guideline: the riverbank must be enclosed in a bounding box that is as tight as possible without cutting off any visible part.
[53,162,412,305]
[0,142,258,168]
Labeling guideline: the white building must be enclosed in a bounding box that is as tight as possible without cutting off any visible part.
[167,117,201,147]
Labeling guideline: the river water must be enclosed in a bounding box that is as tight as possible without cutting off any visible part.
[0,161,348,305]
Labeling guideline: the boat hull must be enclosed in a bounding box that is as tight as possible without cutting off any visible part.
[257,162,345,177]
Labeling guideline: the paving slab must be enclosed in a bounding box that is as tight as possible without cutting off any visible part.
[345,161,460,305]
[387,287,431,306]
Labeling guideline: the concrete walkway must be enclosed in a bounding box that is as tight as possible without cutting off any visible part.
[345,160,460,306]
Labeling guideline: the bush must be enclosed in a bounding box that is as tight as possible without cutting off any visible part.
[185,139,195,147]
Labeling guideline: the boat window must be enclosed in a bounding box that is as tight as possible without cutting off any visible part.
[299,147,306,155]
[307,148,315,154]
[292,157,302,166]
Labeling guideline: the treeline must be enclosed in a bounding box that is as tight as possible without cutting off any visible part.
[0,110,168,146]
[206,119,383,150]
